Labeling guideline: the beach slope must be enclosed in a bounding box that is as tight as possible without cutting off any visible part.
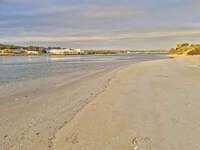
[54,56,200,150]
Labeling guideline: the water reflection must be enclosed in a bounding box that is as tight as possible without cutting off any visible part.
[0,54,166,85]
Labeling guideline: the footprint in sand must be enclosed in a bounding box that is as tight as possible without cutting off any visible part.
[130,136,152,150]
[65,132,79,144]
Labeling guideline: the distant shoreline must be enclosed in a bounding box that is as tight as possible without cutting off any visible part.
[0,51,168,56]
[0,43,168,56]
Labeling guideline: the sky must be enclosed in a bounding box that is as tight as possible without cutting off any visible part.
[0,0,200,50]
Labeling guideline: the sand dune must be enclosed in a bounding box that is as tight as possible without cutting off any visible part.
[54,56,200,150]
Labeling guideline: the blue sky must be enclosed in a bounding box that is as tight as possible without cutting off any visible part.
[0,0,200,49]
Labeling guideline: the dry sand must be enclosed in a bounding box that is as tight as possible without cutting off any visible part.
[53,56,200,150]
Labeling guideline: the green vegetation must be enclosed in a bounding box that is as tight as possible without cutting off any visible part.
[169,43,200,55]
[0,43,46,51]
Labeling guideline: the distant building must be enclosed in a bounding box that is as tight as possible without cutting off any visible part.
[27,51,39,54]
[74,49,85,54]
[63,48,74,53]
[44,49,59,54]
[43,48,85,55]
[43,50,51,54]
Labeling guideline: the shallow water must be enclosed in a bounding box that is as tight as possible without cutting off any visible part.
[0,54,166,84]
[0,54,166,104]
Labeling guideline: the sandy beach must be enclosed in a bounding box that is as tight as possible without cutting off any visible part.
[2,0,200,149]
[53,56,200,150]
[1,56,200,150]
[0,67,120,150]
[0,54,165,150]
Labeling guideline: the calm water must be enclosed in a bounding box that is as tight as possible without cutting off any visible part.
[0,54,167,104]
[0,54,166,85]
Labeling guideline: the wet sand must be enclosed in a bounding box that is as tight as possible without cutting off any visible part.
[0,67,120,150]
[53,56,200,150]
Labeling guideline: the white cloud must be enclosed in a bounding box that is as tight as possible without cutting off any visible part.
[1,30,200,43]
[83,6,139,21]
[1,0,200,49]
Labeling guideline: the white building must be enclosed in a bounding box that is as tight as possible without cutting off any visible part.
[27,51,39,54]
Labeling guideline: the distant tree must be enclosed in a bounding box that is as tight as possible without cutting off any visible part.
[176,43,182,49]
[181,43,189,47]
[187,48,200,55]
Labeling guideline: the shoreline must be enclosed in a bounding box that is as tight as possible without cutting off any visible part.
[0,55,167,150]
[4,55,200,150]
[0,64,123,150]
[0,52,168,57]
[53,56,200,150]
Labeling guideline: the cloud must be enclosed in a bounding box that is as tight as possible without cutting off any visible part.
[83,6,139,21]
[0,0,54,4]
[1,0,200,49]
[1,30,200,44]
[0,4,142,38]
